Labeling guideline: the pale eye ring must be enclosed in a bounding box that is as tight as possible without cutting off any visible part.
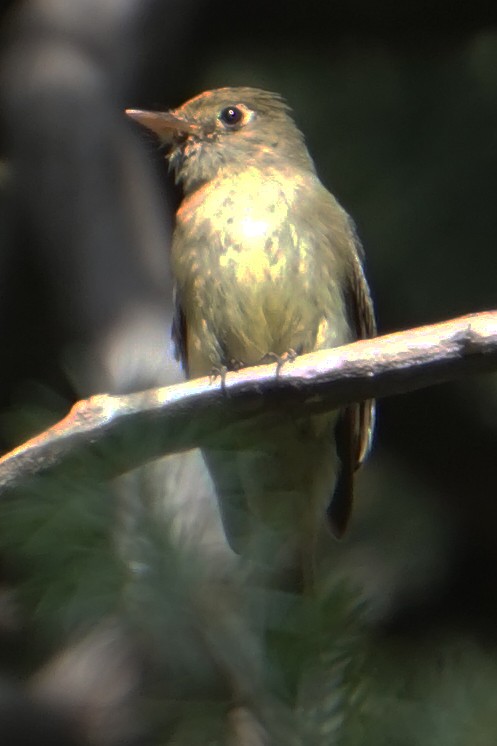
[219,106,244,127]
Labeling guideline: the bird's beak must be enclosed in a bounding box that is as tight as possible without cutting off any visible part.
[125,109,200,141]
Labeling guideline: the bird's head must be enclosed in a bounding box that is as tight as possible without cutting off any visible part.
[126,87,315,192]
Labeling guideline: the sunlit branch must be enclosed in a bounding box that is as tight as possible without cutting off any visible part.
[0,310,496,496]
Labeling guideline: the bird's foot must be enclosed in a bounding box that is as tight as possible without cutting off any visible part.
[209,359,245,391]
[259,348,298,377]
[227,358,245,372]
[209,364,228,386]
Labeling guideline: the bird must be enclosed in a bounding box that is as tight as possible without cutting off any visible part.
[126,87,376,591]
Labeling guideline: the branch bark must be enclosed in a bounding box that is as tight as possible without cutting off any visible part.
[0,310,496,496]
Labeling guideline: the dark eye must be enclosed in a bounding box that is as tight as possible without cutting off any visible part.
[219,106,244,127]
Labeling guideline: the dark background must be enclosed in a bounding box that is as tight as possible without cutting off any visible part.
[0,0,496,742]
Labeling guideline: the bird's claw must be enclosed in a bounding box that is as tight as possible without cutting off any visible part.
[209,359,245,391]
[209,364,228,387]
[227,358,245,372]
[260,348,298,377]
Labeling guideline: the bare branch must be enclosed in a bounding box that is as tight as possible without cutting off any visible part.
[0,311,496,496]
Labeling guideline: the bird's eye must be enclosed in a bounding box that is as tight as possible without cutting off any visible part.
[219,106,244,128]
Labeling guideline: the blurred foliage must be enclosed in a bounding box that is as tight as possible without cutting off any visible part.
[2,460,497,744]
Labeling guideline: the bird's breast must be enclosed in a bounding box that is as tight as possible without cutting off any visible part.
[176,168,304,284]
[172,169,347,370]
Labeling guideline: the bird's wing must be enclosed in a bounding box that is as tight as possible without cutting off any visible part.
[344,227,377,464]
[171,285,189,376]
[327,223,376,537]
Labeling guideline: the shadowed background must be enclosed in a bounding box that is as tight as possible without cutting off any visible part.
[0,0,496,742]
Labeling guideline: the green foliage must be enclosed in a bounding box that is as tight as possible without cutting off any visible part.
[2,433,497,743]
[0,474,123,642]
[0,448,366,742]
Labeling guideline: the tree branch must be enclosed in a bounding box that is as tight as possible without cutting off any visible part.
[0,310,496,496]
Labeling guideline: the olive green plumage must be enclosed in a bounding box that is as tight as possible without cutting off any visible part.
[127,87,376,590]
